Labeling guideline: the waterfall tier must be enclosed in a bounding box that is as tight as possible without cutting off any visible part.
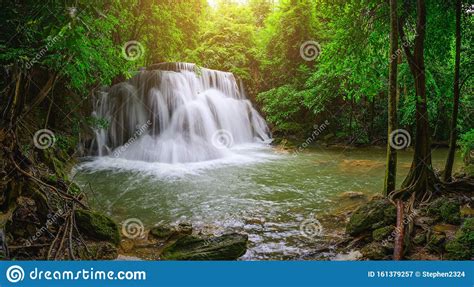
[92,62,271,163]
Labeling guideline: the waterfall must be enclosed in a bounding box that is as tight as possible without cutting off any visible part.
[92,63,271,163]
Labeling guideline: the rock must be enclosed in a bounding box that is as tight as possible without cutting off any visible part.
[445,218,474,260]
[361,242,391,260]
[346,197,396,236]
[372,226,395,242]
[75,210,120,245]
[460,205,474,218]
[149,223,192,240]
[340,192,367,200]
[177,222,193,235]
[413,232,426,245]
[161,233,248,260]
[426,233,446,253]
[427,198,461,224]
[86,242,118,260]
[149,225,177,240]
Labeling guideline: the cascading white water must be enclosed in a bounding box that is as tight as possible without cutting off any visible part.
[92,63,271,163]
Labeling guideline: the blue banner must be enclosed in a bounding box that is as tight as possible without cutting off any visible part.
[0,261,472,287]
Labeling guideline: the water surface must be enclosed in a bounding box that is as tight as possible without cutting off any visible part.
[74,146,461,260]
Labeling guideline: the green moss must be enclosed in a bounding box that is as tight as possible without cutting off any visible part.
[161,233,248,260]
[413,232,426,245]
[427,233,446,252]
[445,218,474,260]
[346,198,396,236]
[361,242,391,260]
[372,226,394,241]
[75,210,120,245]
[149,225,176,239]
[427,198,461,224]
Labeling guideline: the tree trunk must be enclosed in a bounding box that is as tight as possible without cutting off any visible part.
[444,0,462,182]
[396,0,438,199]
[384,0,398,195]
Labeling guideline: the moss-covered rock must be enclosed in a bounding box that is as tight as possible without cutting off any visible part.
[161,233,248,260]
[426,233,446,253]
[346,197,396,236]
[445,218,474,260]
[361,242,391,260]
[413,232,426,245]
[372,226,394,242]
[79,242,118,260]
[427,198,461,224]
[149,225,177,240]
[75,210,120,245]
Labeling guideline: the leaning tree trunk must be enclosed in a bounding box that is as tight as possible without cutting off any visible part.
[384,0,399,196]
[444,0,462,182]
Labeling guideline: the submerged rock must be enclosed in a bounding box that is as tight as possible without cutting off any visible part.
[75,210,120,245]
[445,218,474,260]
[346,197,396,236]
[161,233,248,260]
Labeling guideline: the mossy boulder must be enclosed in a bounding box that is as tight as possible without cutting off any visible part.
[75,210,120,245]
[427,198,461,224]
[426,233,446,253]
[149,223,192,240]
[413,232,426,245]
[445,218,474,260]
[80,242,118,260]
[361,242,391,260]
[161,233,248,260]
[346,197,396,236]
[149,225,177,240]
[372,226,395,242]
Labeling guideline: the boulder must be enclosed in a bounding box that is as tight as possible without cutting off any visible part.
[149,225,177,240]
[149,222,192,240]
[426,233,446,253]
[161,233,248,260]
[445,218,474,260]
[372,226,395,242]
[75,210,120,245]
[427,198,461,224]
[361,242,391,260]
[346,197,396,236]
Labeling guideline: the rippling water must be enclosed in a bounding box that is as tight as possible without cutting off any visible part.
[73,146,461,260]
